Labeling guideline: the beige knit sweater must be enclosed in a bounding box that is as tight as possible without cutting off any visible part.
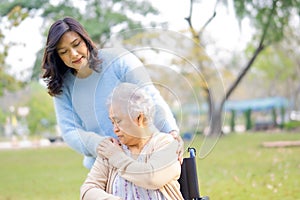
[80,132,184,200]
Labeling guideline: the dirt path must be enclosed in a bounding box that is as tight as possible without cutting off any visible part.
[262,140,300,148]
[0,138,65,150]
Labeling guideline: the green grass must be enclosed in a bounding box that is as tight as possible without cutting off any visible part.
[0,132,299,200]
[193,132,300,200]
[0,146,88,200]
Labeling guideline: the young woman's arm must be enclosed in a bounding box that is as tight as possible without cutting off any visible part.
[54,95,105,158]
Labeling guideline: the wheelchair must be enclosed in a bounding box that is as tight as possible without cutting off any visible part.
[178,147,209,200]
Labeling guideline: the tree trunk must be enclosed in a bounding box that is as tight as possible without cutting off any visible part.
[209,104,223,135]
[208,44,265,135]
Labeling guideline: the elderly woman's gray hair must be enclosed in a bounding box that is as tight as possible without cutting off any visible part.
[107,82,155,123]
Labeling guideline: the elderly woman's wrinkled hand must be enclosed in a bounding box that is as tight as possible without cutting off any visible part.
[97,138,123,159]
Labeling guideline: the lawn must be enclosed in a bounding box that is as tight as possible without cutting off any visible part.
[194,132,300,200]
[0,145,88,200]
[0,132,299,200]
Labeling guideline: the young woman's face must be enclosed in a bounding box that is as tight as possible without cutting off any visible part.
[56,31,89,70]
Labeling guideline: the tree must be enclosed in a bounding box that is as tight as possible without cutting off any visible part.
[185,0,300,135]
[0,4,28,96]
[249,26,300,110]
[278,26,300,110]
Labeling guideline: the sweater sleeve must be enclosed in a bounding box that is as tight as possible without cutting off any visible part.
[80,158,121,200]
[107,134,181,190]
[54,95,105,158]
[116,49,179,133]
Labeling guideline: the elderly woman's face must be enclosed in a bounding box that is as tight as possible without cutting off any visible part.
[109,104,143,146]
[56,31,89,71]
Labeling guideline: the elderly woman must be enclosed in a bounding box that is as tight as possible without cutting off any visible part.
[80,82,184,200]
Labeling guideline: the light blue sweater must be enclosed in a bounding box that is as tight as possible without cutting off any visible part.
[53,48,178,169]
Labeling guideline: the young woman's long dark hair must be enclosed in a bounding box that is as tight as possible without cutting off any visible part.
[42,17,101,96]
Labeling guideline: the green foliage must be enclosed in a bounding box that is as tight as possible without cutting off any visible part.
[77,0,159,46]
[25,81,56,136]
[0,108,6,128]
[0,0,49,15]
[283,120,300,130]
[0,81,55,136]
[30,49,44,81]
[232,0,300,44]
[41,1,82,20]
[0,1,40,95]
[251,45,295,81]
[244,41,299,102]
[0,68,23,96]
[37,0,159,46]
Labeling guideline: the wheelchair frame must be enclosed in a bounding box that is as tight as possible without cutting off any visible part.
[178,147,209,200]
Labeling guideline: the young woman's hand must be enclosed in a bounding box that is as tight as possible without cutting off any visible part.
[97,138,123,159]
[169,130,184,164]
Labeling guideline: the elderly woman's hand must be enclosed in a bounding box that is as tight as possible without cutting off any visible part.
[169,130,184,164]
[97,138,123,159]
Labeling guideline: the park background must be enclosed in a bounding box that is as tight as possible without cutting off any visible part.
[0,0,300,199]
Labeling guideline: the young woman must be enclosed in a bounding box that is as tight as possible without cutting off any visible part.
[42,17,182,169]
[80,83,184,200]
